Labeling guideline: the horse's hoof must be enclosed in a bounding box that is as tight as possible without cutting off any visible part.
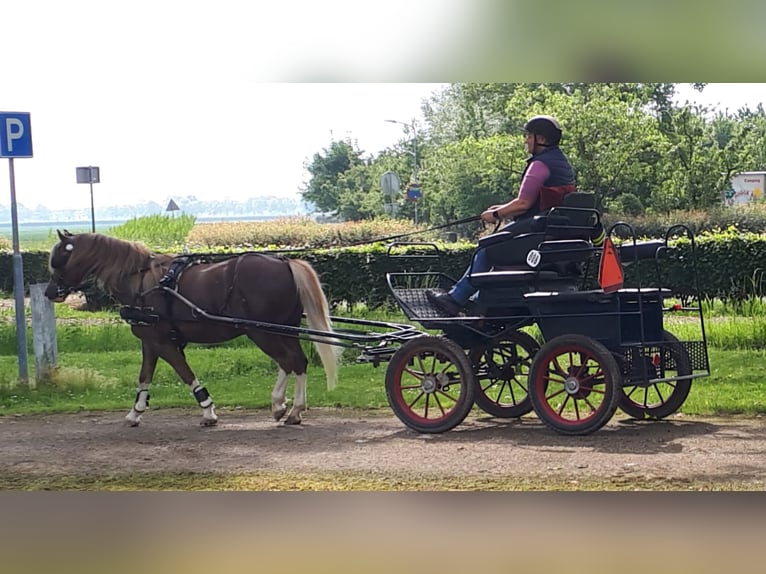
[125,415,141,427]
[273,408,287,422]
[200,418,219,427]
[284,415,302,425]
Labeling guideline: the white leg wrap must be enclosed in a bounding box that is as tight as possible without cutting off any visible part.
[134,389,149,412]
[191,380,217,425]
[202,404,217,422]
[126,385,150,426]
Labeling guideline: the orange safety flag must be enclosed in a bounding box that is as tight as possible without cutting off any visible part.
[598,237,624,293]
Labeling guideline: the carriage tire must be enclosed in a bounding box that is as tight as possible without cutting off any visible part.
[385,336,476,434]
[469,330,539,418]
[529,334,622,436]
[619,330,693,420]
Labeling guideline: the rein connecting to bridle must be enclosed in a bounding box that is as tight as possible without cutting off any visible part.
[174,215,484,260]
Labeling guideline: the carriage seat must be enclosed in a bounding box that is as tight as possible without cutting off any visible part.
[478,193,601,271]
[469,239,594,288]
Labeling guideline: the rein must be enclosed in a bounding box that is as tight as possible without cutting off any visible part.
[177,215,483,260]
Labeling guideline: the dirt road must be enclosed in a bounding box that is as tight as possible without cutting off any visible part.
[0,407,764,490]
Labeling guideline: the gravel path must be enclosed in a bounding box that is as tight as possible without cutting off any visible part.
[0,408,764,489]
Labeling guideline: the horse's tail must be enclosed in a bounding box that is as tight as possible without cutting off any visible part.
[288,259,341,390]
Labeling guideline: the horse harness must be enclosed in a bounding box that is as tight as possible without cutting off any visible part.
[119,255,198,348]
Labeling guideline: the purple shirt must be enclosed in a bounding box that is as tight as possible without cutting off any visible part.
[518,160,550,203]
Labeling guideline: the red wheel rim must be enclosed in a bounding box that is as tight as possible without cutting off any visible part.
[391,350,464,425]
[533,345,611,427]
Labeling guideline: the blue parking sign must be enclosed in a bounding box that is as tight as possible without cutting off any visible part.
[0,112,33,158]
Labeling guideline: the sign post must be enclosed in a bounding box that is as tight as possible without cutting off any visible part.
[406,181,422,224]
[76,166,100,232]
[0,112,34,384]
[380,170,401,217]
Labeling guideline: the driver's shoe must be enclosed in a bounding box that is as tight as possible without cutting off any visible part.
[426,290,464,316]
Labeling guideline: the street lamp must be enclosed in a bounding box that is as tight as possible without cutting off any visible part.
[384,118,418,178]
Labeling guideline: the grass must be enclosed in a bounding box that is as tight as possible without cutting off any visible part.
[0,299,765,417]
[0,469,749,491]
[2,214,195,252]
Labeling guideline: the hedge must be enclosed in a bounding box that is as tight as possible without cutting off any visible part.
[2,232,766,307]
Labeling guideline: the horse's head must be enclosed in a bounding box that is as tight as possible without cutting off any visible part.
[45,229,87,302]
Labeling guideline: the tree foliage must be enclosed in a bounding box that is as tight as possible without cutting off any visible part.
[302,83,766,222]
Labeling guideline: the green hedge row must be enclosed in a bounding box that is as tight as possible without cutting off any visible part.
[3,232,765,306]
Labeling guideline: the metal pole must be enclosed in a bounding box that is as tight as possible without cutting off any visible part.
[8,158,29,383]
[89,168,95,232]
[411,120,418,178]
[414,123,418,225]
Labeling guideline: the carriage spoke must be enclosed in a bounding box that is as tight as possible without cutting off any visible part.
[407,391,426,410]
[436,388,460,404]
[545,385,567,401]
[551,357,568,378]
[403,366,424,379]
[432,393,448,416]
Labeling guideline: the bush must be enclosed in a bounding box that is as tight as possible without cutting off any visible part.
[108,214,196,249]
[605,203,766,239]
[609,193,645,216]
[185,217,444,250]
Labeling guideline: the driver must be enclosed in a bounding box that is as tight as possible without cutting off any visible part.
[427,115,583,316]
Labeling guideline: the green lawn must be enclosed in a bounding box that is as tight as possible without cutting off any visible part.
[0,306,764,417]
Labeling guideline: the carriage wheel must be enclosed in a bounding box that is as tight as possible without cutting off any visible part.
[619,330,693,420]
[528,334,621,435]
[469,330,539,418]
[385,336,476,434]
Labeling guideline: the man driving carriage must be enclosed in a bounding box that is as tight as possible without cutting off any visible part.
[427,114,604,316]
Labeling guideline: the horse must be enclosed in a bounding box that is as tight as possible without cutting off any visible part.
[44,230,340,427]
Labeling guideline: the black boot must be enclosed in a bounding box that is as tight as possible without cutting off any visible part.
[426,290,464,316]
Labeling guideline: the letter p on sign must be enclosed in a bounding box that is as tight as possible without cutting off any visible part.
[0,113,33,158]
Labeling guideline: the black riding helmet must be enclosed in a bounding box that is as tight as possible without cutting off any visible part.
[523,115,563,146]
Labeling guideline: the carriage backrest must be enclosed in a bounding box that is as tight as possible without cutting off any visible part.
[480,193,601,270]
[537,192,600,241]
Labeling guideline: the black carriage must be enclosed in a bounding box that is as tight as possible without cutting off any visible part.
[382,193,711,435]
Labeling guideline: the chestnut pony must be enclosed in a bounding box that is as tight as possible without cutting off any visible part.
[45,230,339,427]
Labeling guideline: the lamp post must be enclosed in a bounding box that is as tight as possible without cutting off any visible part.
[385,118,420,222]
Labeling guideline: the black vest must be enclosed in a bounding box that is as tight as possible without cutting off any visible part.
[516,146,576,220]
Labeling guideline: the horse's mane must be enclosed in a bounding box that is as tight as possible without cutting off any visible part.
[58,234,171,294]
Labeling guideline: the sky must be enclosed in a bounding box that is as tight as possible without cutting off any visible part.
[5,81,764,213]
[1,1,765,213]
[1,82,446,211]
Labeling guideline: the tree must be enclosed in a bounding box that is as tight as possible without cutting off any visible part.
[301,140,367,215]
[421,134,523,224]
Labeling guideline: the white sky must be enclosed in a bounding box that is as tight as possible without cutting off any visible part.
[1,0,765,218]
[0,0,467,212]
[673,83,766,113]
[1,82,446,211]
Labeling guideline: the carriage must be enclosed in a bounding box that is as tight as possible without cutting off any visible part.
[381,193,711,435]
[44,194,710,435]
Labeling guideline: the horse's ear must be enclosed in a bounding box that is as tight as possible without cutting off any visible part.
[57,229,73,242]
